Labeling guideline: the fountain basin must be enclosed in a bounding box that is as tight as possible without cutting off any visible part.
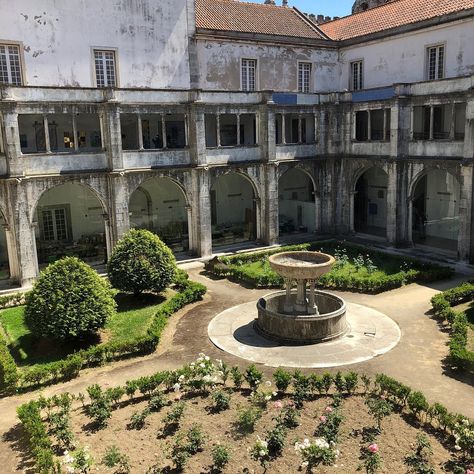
[269,251,335,280]
[256,290,347,345]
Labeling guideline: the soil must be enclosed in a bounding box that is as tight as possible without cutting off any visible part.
[67,389,459,474]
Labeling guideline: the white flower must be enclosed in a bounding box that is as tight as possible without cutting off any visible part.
[178,375,185,382]
[259,450,266,457]
[200,363,205,368]
[190,362,195,367]
[301,461,309,468]
[66,467,75,473]
[265,395,271,401]
[205,356,210,361]
[173,383,180,392]
[272,391,277,397]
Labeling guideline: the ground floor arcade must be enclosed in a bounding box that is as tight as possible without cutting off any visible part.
[0,157,471,286]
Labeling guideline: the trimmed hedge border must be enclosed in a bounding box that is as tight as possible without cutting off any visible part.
[17,365,473,474]
[0,271,206,395]
[210,241,453,293]
[431,282,474,372]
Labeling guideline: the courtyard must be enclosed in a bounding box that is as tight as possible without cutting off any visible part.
[0,247,473,472]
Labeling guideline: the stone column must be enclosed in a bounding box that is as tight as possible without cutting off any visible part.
[308,280,317,315]
[1,104,24,177]
[192,168,212,257]
[187,102,207,166]
[101,101,123,171]
[261,163,279,246]
[386,162,397,244]
[284,278,293,313]
[107,173,130,249]
[295,279,307,313]
[458,164,473,262]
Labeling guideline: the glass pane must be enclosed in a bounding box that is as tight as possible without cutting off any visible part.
[18,114,46,153]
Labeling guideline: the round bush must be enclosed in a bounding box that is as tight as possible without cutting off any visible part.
[107,229,177,295]
[25,257,117,341]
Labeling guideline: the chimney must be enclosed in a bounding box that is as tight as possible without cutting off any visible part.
[264,0,276,4]
[317,14,324,23]
[282,0,288,6]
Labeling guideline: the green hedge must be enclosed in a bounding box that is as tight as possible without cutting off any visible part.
[431,282,474,372]
[0,330,18,395]
[17,400,59,473]
[1,272,206,394]
[211,241,453,293]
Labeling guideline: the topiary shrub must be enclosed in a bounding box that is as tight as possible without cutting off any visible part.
[107,229,177,296]
[25,257,116,341]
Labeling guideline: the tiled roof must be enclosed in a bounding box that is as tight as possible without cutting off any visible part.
[319,0,474,41]
[195,0,326,40]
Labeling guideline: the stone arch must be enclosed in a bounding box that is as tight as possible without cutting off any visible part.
[128,175,191,254]
[33,182,109,267]
[409,167,460,251]
[278,167,318,236]
[0,208,11,280]
[352,166,389,237]
[210,170,259,247]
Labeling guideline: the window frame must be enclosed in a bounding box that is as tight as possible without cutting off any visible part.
[240,58,258,92]
[0,40,25,86]
[350,59,364,91]
[425,43,446,81]
[297,61,313,94]
[91,47,119,88]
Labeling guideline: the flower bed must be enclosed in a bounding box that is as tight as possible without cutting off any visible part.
[0,271,206,394]
[17,357,473,474]
[208,241,453,293]
[431,282,474,372]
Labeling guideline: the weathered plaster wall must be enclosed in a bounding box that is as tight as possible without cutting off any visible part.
[339,19,474,90]
[196,40,339,92]
[1,0,193,88]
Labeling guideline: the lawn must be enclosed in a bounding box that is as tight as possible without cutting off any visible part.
[213,241,452,293]
[0,290,173,369]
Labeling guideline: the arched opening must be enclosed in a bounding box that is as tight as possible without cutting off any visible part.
[278,168,316,236]
[211,173,257,247]
[34,183,107,266]
[354,167,388,237]
[412,170,459,251]
[0,212,11,280]
[129,177,189,253]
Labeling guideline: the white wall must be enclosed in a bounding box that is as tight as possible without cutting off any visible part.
[1,0,193,88]
[339,18,474,90]
[196,40,339,93]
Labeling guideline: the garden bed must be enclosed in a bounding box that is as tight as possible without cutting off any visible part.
[17,357,473,474]
[208,241,453,293]
[431,282,474,372]
[0,272,206,394]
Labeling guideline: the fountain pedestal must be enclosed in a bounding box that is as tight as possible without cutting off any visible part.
[255,251,348,345]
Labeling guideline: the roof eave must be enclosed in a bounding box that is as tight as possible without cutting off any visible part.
[195,28,338,48]
[337,7,474,45]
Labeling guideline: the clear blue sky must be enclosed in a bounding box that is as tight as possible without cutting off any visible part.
[242,0,354,17]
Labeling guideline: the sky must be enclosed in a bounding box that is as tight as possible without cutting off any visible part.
[242,0,355,18]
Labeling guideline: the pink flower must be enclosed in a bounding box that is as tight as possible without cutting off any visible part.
[319,415,327,423]
[466,470,474,474]
[368,444,379,454]
[273,401,283,409]
[325,406,333,413]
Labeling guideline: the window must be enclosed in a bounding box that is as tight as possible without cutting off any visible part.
[351,60,363,91]
[94,49,117,87]
[355,111,369,141]
[241,59,257,91]
[0,44,22,85]
[426,44,444,80]
[413,104,452,140]
[298,62,312,93]
[354,109,391,142]
[40,207,69,242]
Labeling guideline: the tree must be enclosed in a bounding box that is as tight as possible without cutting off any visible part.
[25,257,116,340]
[107,229,177,295]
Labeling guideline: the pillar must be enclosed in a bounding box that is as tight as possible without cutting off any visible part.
[458,165,473,261]
[262,163,279,246]
[1,104,24,177]
[192,168,212,257]
[108,173,130,248]
[101,102,123,171]
[386,162,397,244]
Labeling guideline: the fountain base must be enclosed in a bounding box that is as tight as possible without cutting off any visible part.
[255,290,347,345]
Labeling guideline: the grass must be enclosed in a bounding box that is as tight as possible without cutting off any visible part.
[0,290,174,369]
[216,240,452,293]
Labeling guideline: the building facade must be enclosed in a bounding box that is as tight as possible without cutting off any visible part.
[0,0,473,286]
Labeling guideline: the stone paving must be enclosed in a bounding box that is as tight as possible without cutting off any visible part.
[208,300,401,368]
[1,262,474,471]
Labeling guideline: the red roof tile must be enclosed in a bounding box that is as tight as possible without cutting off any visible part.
[195,0,325,40]
[319,0,474,41]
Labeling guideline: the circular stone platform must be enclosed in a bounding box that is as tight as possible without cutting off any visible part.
[208,300,401,368]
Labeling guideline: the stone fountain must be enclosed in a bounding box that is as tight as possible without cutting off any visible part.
[255,251,347,344]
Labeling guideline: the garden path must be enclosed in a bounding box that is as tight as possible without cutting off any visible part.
[1,263,474,471]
